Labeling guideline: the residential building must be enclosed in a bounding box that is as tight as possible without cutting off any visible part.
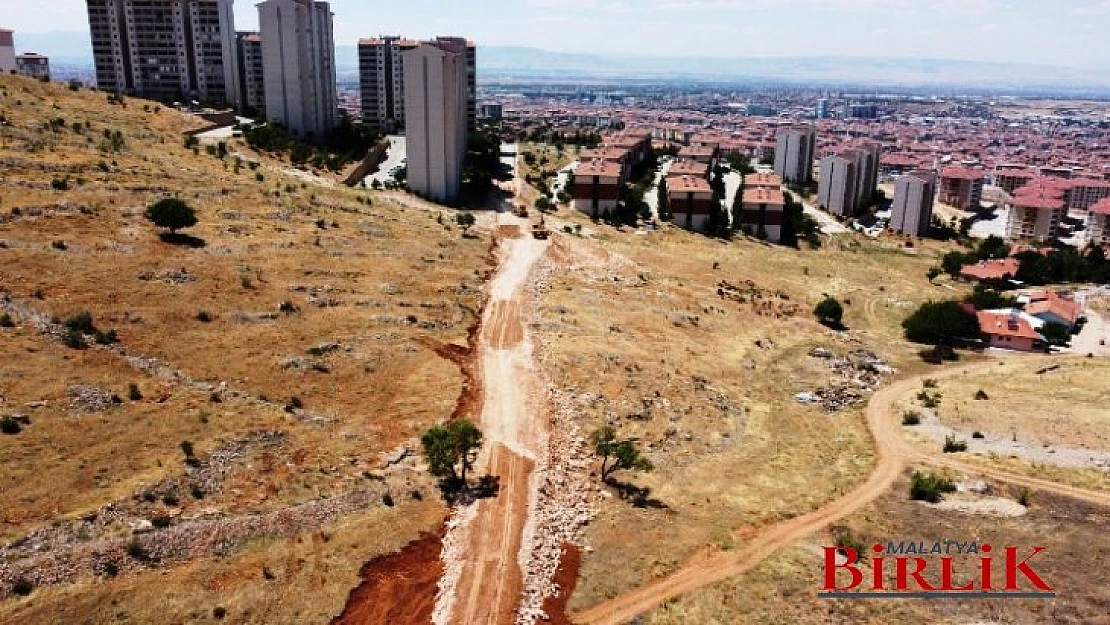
[773,126,816,185]
[235,32,265,113]
[1064,178,1110,212]
[678,145,716,167]
[959,258,1020,284]
[977,310,1043,352]
[1022,292,1081,329]
[854,141,882,205]
[817,153,858,217]
[572,160,622,217]
[668,175,714,232]
[85,0,241,106]
[890,170,936,237]
[938,167,984,210]
[358,36,475,133]
[1089,198,1110,247]
[744,172,782,190]
[403,37,468,202]
[478,102,502,121]
[608,130,652,168]
[258,0,337,139]
[1006,179,1068,242]
[15,53,50,80]
[994,165,1035,194]
[738,186,785,242]
[667,159,709,181]
[0,29,16,73]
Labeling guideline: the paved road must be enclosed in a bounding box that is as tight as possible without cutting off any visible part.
[1069,288,1110,357]
[801,201,851,234]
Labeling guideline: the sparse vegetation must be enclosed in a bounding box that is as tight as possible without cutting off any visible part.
[814,296,844,329]
[421,420,483,485]
[590,425,653,482]
[902,411,921,426]
[909,470,957,503]
[145,198,197,235]
[943,435,968,453]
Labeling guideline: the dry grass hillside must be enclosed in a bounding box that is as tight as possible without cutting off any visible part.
[532,214,980,611]
[0,74,486,622]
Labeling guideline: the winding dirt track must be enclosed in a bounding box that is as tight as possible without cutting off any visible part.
[445,217,551,625]
[573,360,1110,625]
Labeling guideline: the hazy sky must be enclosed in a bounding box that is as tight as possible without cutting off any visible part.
[3,0,1110,67]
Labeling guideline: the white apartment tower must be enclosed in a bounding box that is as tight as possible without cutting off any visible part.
[817,153,859,217]
[257,0,337,139]
[774,127,816,185]
[890,170,936,237]
[85,0,241,106]
[359,35,476,133]
[0,29,16,74]
[403,37,469,202]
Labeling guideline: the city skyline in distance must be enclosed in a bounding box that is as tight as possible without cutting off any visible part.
[5,0,1110,71]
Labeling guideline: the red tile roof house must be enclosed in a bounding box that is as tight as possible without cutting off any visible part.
[959,258,1020,284]
[977,310,1044,352]
[1022,292,1082,329]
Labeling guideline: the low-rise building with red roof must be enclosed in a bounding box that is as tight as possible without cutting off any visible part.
[668,175,714,231]
[738,187,786,242]
[977,310,1043,352]
[572,160,623,217]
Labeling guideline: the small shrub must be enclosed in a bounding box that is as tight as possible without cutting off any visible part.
[972,431,985,439]
[151,516,172,529]
[974,390,989,400]
[126,539,151,562]
[382,493,394,507]
[833,529,867,560]
[285,396,303,413]
[1,416,23,435]
[51,240,67,250]
[902,411,921,426]
[180,440,195,459]
[191,485,206,500]
[213,607,227,620]
[240,275,253,289]
[128,383,143,401]
[922,378,938,389]
[0,313,14,328]
[94,329,119,345]
[51,177,69,191]
[943,435,968,453]
[1016,487,1033,507]
[62,327,87,349]
[162,493,180,507]
[64,311,97,335]
[909,471,957,503]
[411,490,423,501]
[100,561,120,577]
[11,578,33,596]
[255,172,265,183]
[278,301,299,314]
[196,310,213,323]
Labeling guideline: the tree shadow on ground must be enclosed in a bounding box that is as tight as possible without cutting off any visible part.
[439,474,501,505]
[159,233,207,248]
[605,478,669,509]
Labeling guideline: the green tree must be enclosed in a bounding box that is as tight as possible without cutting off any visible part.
[145,198,197,234]
[814,296,844,328]
[421,420,483,484]
[1040,322,1072,347]
[657,177,671,221]
[731,178,745,233]
[940,251,973,279]
[902,300,981,347]
[590,426,653,481]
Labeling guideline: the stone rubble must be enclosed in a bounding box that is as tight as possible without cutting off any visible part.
[799,347,896,413]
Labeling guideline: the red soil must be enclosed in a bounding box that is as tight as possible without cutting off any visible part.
[331,527,445,625]
[542,544,583,625]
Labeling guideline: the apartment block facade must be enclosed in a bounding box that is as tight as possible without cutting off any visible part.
[0,29,15,74]
[1089,198,1110,247]
[16,53,50,80]
[573,160,622,217]
[817,153,858,217]
[235,31,265,113]
[890,170,936,237]
[938,167,984,210]
[258,0,337,139]
[359,35,475,133]
[738,186,786,242]
[86,0,240,106]
[403,37,468,202]
[1006,179,1068,242]
[669,175,714,232]
[773,127,816,185]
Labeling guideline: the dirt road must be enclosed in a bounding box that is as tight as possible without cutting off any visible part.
[573,360,1110,624]
[439,215,551,625]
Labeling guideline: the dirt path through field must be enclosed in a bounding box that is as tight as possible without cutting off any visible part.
[573,359,1110,624]
[437,214,551,625]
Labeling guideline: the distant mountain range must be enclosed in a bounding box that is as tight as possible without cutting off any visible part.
[15,32,1110,95]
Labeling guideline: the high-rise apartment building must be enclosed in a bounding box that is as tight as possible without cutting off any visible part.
[817,153,859,217]
[815,98,829,120]
[403,37,469,202]
[773,127,816,185]
[938,167,985,210]
[855,141,882,205]
[235,32,265,113]
[359,35,476,133]
[85,0,241,106]
[890,170,936,237]
[257,0,337,139]
[0,29,16,74]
